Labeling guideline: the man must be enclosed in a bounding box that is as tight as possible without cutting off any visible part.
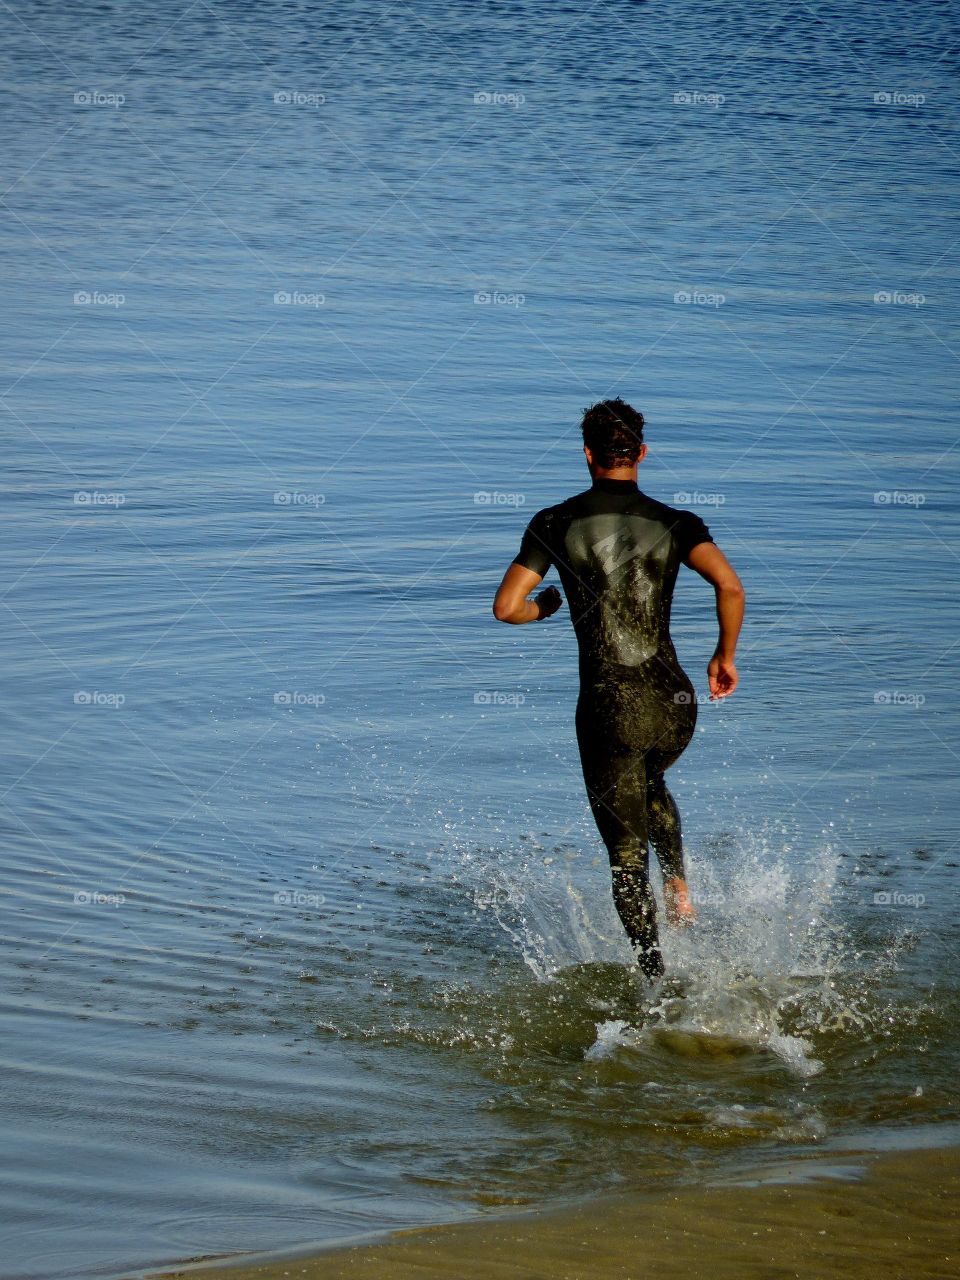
[492,398,745,980]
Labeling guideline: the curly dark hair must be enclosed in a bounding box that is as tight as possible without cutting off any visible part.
[580,397,645,468]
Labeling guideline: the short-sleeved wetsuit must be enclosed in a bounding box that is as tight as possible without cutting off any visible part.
[513,477,713,978]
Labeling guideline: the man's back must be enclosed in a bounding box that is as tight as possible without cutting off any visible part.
[512,477,713,672]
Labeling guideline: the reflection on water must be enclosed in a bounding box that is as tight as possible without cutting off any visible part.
[1,0,958,1277]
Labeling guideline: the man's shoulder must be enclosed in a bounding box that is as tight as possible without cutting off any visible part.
[636,492,715,556]
[636,491,703,528]
[525,489,705,529]
[524,490,591,525]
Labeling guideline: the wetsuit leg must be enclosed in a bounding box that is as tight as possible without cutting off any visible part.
[645,754,686,882]
[576,713,663,978]
[576,680,696,978]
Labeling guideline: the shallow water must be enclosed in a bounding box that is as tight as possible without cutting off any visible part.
[169,1144,960,1280]
[1,2,959,1278]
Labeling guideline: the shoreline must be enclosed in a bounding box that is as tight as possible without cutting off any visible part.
[145,1136,959,1280]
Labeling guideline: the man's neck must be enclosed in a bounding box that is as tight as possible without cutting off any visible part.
[591,467,638,484]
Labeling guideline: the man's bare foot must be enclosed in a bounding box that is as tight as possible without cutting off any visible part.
[664,877,696,927]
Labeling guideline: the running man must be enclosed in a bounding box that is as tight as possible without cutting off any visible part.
[492,399,745,980]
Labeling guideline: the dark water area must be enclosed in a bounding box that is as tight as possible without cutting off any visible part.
[1,2,958,1277]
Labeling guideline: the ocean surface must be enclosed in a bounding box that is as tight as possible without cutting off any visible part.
[1,2,958,1278]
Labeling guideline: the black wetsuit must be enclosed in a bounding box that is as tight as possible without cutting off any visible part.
[512,478,713,978]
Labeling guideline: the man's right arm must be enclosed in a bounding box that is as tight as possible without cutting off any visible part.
[684,543,745,699]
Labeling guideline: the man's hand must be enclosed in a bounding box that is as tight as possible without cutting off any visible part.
[707,653,738,699]
[535,586,562,620]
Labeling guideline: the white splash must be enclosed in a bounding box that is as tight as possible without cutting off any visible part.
[452,829,869,1078]
[583,1017,632,1060]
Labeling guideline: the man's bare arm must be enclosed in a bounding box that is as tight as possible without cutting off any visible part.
[492,563,562,625]
[684,542,745,699]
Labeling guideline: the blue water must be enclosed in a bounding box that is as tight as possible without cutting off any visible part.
[2,2,959,1277]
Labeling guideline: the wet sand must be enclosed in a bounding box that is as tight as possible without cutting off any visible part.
[150,1144,959,1280]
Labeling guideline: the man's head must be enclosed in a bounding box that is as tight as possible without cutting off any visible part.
[580,397,647,475]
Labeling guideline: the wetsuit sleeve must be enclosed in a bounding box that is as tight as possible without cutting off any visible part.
[511,508,553,578]
[674,510,714,562]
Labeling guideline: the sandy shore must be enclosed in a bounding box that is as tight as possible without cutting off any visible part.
[148,1143,959,1280]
